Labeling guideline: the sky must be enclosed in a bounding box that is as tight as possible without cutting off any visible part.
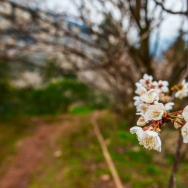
[44,0,187,35]
[12,0,187,40]
[44,0,187,57]
[12,0,188,56]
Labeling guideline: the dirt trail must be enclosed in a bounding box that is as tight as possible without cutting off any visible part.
[0,120,68,188]
[0,114,119,188]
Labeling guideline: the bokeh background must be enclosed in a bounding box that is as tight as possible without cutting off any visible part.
[0,0,188,187]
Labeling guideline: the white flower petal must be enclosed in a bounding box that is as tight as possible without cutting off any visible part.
[146,131,158,137]
[182,105,188,121]
[137,116,147,126]
[139,131,162,152]
[175,80,188,99]
[141,90,159,104]
[135,85,147,95]
[164,102,174,111]
[137,103,149,114]
[144,103,164,121]
[130,126,144,141]
[181,123,188,143]
[130,126,142,134]
[157,80,169,93]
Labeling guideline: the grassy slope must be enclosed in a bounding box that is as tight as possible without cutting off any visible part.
[0,111,188,188]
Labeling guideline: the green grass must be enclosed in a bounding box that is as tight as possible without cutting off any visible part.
[57,113,188,187]
[68,105,94,115]
[1,113,188,187]
[29,119,108,188]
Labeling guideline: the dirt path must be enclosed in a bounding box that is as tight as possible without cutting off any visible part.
[0,114,121,188]
[0,120,68,188]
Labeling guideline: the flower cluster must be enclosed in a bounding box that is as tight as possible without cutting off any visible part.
[130,74,188,152]
[134,74,174,126]
[175,79,188,99]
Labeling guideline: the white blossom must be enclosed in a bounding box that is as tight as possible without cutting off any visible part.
[139,74,153,88]
[137,103,149,114]
[135,83,146,95]
[175,90,188,99]
[130,126,144,141]
[137,116,148,126]
[145,103,164,121]
[133,96,142,107]
[143,74,153,81]
[182,105,188,121]
[175,79,188,99]
[132,73,188,151]
[139,131,162,152]
[164,102,174,111]
[181,122,188,143]
[140,89,159,104]
[157,80,169,93]
[150,81,158,89]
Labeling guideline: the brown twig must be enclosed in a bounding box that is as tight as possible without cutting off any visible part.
[153,0,188,15]
[168,0,188,186]
[91,112,124,188]
[168,130,183,188]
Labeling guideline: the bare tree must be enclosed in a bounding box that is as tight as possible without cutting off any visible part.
[0,0,187,107]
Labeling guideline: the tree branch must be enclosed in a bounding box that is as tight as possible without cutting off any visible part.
[154,0,188,15]
[91,112,124,188]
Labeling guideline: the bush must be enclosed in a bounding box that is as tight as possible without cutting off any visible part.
[0,78,110,117]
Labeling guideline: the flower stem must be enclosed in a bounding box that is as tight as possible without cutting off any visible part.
[168,130,183,188]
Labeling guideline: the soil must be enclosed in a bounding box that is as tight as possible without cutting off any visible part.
[0,120,67,188]
[0,115,122,188]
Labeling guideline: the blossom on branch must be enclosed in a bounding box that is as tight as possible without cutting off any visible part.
[139,131,162,152]
[174,115,183,129]
[130,126,144,141]
[130,126,162,152]
[175,79,188,99]
[157,80,169,93]
[137,116,148,126]
[140,89,159,104]
[182,105,188,121]
[181,123,188,143]
[131,74,188,152]
[144,103,164,121]
[164,102,174,111]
